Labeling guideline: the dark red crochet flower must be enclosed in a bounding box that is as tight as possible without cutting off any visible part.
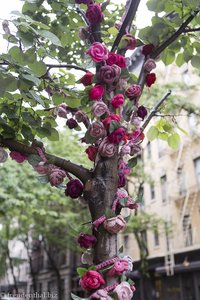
[78,233,97,249]
[142,44,155,57]
[146,73,156,87]
[65,179,84,199]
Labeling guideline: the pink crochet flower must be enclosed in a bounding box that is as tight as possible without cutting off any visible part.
[80,270,105,291]
[90,289,113,300]
[98,137,116,158]
[114,282,134,300]
[87,42,108,62]
[49,168,66,186]
[125,85,141,100]
[144,58,156,72]
[92,102,108,117]
[34,162,49,175]
[103,215,126,234]
[89,121,107,139]
[108,259,129,277]
[10,151,27,163]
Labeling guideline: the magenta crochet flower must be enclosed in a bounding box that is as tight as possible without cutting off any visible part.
[99,65,121,84]
[65,179,84,199]
[103,215,126,234]
[89,85,104,101]
[80,270,105,291]
[98,137,116,158]
[78,233,97,249]
[125,84,141,99]
[10,151,27,163]
[89,121,107,139]
[87,42,108,62]
[92,101,108,117]
[108,128,126,145]
[114,282,134,300]
[111,94,124,109]
[49,168,66,186]
[86,4,104,25]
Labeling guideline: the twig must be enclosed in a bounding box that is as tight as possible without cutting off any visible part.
[111,0,141,52]
[141,90,172,132]
[0,137,91,184]
[0,61,88,73]
[183,26,200,33]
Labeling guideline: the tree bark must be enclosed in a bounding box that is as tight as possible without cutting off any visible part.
[84,156,119,285]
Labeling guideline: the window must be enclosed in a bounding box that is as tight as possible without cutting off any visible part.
[160,175,167,203]
[194,157,200,184]
[147,142,151,159]
[183,215,193,247]
[188,113,197,133]
[150,184,155,200]
[154,228,159,246]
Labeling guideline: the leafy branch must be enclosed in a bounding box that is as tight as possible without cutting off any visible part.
[0,137,91,184]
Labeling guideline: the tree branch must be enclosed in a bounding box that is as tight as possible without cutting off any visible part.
[141,90,172,132]
[111,0,141,52]
[0,137,91,184]
[0,61,88,73]
[183,26,200,33]
[151,11,200,59]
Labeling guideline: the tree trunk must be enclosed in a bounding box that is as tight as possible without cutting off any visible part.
[6,245,18,293]
[23,239,38,294]
[84,156,119,285]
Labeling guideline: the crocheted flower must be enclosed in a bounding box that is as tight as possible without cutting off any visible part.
[92,101,108,117]
[89,121,107,139]
[10,151,27,163]
[65,179,84,199]
[125,85,141,100]
[87,42,108,62]
[108,259,129,277]
[80,270,105,291]
[75,111,87,123]
[144,58,156,72]
[106,52,126,68]
[114,282,134,300]
[85,145,98,161]
[86,4,103,25]
[90,289,113,300]
[118,173,126,188]
[123,34,136,50]
[103,215,126,234]
[102,114,120,130]
[120,145,131,156]
[0,148,8,163]
[89,85,104,100]
[98,137,116,158]
[111,94,124,109]
[108,128,126,145]
[78,233,97,249]
[66,118,78,129]
[137,105,148,120]
[49,168,66,186]
[142,44,155,56]
[99,65,121,84]
[34,162,49,175]
[80,71,94,86]
[56,103,68,118]
[146,73,156,87]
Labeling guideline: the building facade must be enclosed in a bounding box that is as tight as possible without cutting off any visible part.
[122,80,200,300]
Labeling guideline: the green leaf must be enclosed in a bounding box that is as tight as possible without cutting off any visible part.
[191,56,200,69]
[48,128,59,141]
[9,46,25,65]
[109,120,121,134]
[118,245,124,254]
[37,30,61,46]
[71,293,88,300]
[52,93,66,105]
[119,197,128,207]
[168,133,180,150]
[162,50,175,65]
[105,208,115,218]
[29,91,45,107]
[65,97,81,108]
[128,157,138,168]
[27,154,43,167]
[158,132,168,141]
[28,61,47,77]
[147,126,158,141]
[76,267,88,277]
[108,27,119,35]
[37,175,49,184]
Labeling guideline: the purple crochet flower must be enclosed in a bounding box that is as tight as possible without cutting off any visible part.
[65,179,84,199]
